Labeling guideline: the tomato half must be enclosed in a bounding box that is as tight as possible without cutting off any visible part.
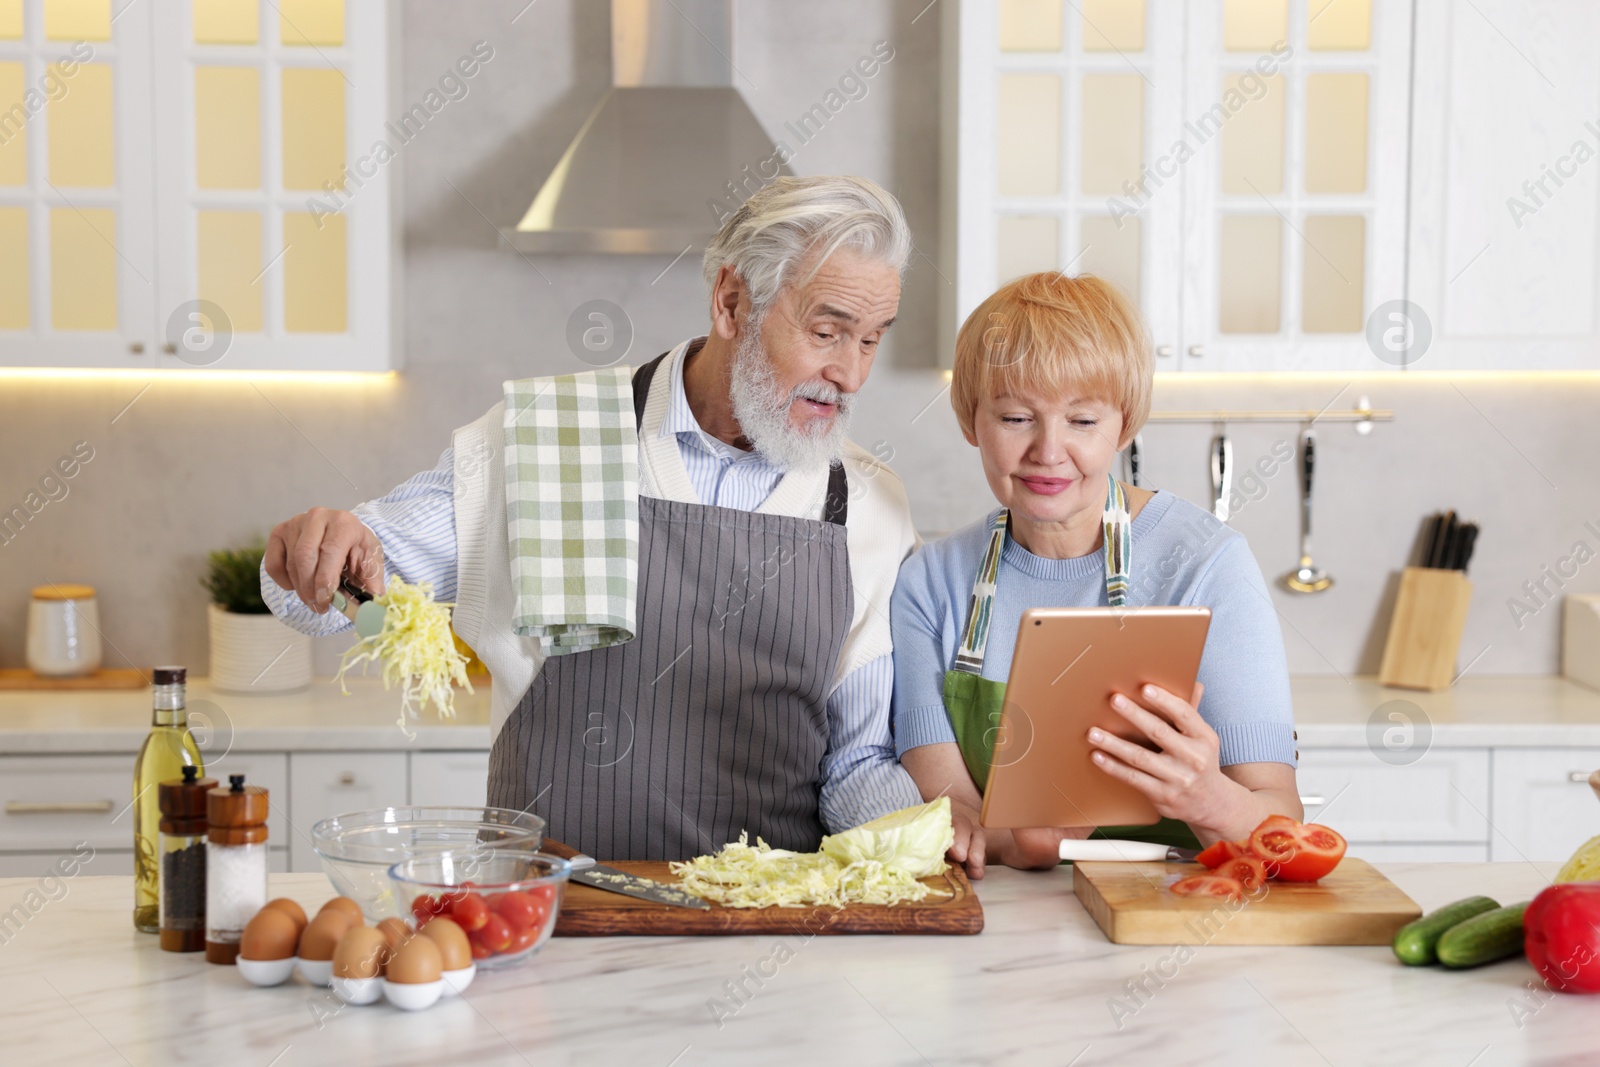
[1214,855,1268,894]
[1248,819,1346,882]
[1195,840,1246,869]
[1170,874,1244,903]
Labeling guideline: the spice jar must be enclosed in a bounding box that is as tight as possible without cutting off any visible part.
[205,773,269,965]
[158,765,215,953]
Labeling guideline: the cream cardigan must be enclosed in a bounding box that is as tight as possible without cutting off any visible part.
[448,338,921,743]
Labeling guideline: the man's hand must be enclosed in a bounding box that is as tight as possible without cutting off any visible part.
[264,507,384,614]
[948,800,991,880]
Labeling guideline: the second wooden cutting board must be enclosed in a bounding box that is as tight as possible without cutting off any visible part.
[1073,858,1421,945]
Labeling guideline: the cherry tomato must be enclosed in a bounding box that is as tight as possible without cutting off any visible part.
[1195,840,1246,869]
[1170,874,1245,903]
[477,913,513,953]
[452,892,490,932]
[411,894,440,925]
[506,924,538,953]
[467,935,493,960]
[529,885,557,908]
[495,890,538,930]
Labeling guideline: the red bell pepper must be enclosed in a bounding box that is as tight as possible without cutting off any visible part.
[1525,883,1600,994]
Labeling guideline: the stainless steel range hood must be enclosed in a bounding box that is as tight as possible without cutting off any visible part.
[503,0,792,254]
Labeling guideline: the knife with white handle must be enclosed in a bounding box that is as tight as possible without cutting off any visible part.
[1058,839,1201,862]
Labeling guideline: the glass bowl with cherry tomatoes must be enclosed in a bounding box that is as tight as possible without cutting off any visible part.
[388,849,571,969]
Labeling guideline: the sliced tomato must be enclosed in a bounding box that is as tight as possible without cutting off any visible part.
[1170,874,1244,903]
[1248,818,1347,882]
[1195,840,1246,869]
[1214,855,1268,894]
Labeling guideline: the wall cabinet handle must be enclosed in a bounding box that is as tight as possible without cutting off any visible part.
[5,800,115,815]
[1299,795,1327,807]
[1155,344,1174,357]
[1187,345,1206,357]
[338,772,357,786]
[1570,771,1594,783]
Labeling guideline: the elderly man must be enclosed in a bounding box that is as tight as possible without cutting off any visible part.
[263,175,924,860]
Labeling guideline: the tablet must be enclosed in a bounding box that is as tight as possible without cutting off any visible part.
[978,606,1212,829]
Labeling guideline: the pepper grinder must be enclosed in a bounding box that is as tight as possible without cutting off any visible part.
[158,765,215,952]
[205,774,269,965]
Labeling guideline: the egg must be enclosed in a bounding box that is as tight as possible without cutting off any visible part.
[386,933,443,985]
[298,910,355,961]
[261,898,308,934]
[240,907,299,961]
[419,917,472,971]
[376,917,412,953]
[318,897,364,925]
[332,926,390,981]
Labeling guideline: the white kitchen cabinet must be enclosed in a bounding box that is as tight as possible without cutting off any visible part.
[941,0,1411,372]
[0,847,287,879]
[1407,0,1600,370]
[1295,747,1490,843]
[199,753,289,843]
[409,751,491,808]
[286,752,408,872]
[0,754,135,852]
[1341,842,1489,864]
[1489,748,1600,863]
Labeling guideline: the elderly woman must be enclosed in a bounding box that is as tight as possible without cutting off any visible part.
[891,272,1302,878]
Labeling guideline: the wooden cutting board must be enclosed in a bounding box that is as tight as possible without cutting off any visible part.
[1073,858,1421,945]
[543,841,983,936]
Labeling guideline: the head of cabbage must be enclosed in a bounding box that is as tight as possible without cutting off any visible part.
[819,797,954,879]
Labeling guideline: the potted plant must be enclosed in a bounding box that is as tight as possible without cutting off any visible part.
[203,539,312,693]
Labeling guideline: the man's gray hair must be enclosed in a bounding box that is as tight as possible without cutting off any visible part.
[702,175,912,321]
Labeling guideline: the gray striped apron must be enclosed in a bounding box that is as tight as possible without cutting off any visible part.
[486,353,853,860]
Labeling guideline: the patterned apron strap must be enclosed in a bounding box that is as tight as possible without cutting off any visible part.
[951,473,1132,675]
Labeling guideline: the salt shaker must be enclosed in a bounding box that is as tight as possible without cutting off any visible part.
[205,773,268,964]
[158,765,215,953]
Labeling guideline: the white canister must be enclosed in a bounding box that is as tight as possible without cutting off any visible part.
[27,584,103,677]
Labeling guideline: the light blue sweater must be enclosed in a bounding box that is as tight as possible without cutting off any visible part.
[890,490,1298,768]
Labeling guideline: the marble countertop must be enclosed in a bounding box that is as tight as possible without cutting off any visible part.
[0,675,491,753]
[0,863,1584,1066]
[2,674,1598,755]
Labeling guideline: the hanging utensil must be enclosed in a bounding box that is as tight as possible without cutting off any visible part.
[1283,428,1333,593]
[1211,428,1232,521]
[1125,434,1143,488]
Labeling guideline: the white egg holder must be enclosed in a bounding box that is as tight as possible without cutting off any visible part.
[236,955,475,1012]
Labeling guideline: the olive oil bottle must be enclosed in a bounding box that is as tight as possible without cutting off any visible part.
[133,666,203,932]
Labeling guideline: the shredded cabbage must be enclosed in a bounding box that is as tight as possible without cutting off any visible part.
[669,798,954,909]
[334,575,472,732]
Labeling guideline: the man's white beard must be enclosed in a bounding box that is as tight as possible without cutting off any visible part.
[728,320,855,471]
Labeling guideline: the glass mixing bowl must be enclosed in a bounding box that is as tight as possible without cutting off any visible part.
[389,849,571,969]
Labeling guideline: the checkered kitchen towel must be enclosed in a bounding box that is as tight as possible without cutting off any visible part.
[502,368,638,655]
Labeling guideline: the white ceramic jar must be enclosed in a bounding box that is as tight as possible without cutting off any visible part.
[27,584,103,677]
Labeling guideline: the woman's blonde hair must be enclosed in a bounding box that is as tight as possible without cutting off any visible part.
[950,273,1152,444]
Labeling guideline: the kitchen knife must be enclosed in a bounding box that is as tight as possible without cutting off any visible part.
[1129,434,1142,488]
[1438,514,1461,570]
[1417,513,1442,568]
[1456,523,1479,573]
[1211,432,1232,522]
[566,853,711,909]
[1058,840,1201,862]
[1428,510,1455,568]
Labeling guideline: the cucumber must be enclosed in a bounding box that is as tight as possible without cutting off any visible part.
[1435,902,1529,969]
[1392,896,1501,966]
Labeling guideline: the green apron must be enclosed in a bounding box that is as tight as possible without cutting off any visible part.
[942,474,1201,854]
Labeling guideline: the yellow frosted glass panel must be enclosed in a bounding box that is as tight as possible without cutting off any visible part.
[195,66,260,189]
[45,0,109,40]
[1220,73,1284,195]
[997,215,1058,283]
[1308,0,1370,50]
[198,210,263,332]
[278,0,343,46]
[1080,74,1142,195]
[47,62,113,187]
[1078,215,1141,305]
[50,207,116,330]
[998,74,1060,196]
[1304,72,1368,193]
[1224,0,1287,51]
[0,207,27,328]
[1082,0,1145,51]
[999,0,1062,52]
[281,67,344,190]
[283,211,345,332]
[1302,215,1364,332]
[1218,215,1281,333]
[194,0,259,44]
[0,0,21,39]
[0,62,26,185]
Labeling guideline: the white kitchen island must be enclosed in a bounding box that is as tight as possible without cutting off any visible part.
[0,862,1588,1066]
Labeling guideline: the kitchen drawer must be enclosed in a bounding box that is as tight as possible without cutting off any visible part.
[1343,843,1490,863]
[1490,747,1600,862]
[287,752,409,872]
[195,753,289,843]
[409,751,490,807]
[0,848,287,878]
[1295,747,1490,843]
[0,755,130,851]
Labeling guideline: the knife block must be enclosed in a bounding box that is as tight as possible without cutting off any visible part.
[1379,567,1473,691]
